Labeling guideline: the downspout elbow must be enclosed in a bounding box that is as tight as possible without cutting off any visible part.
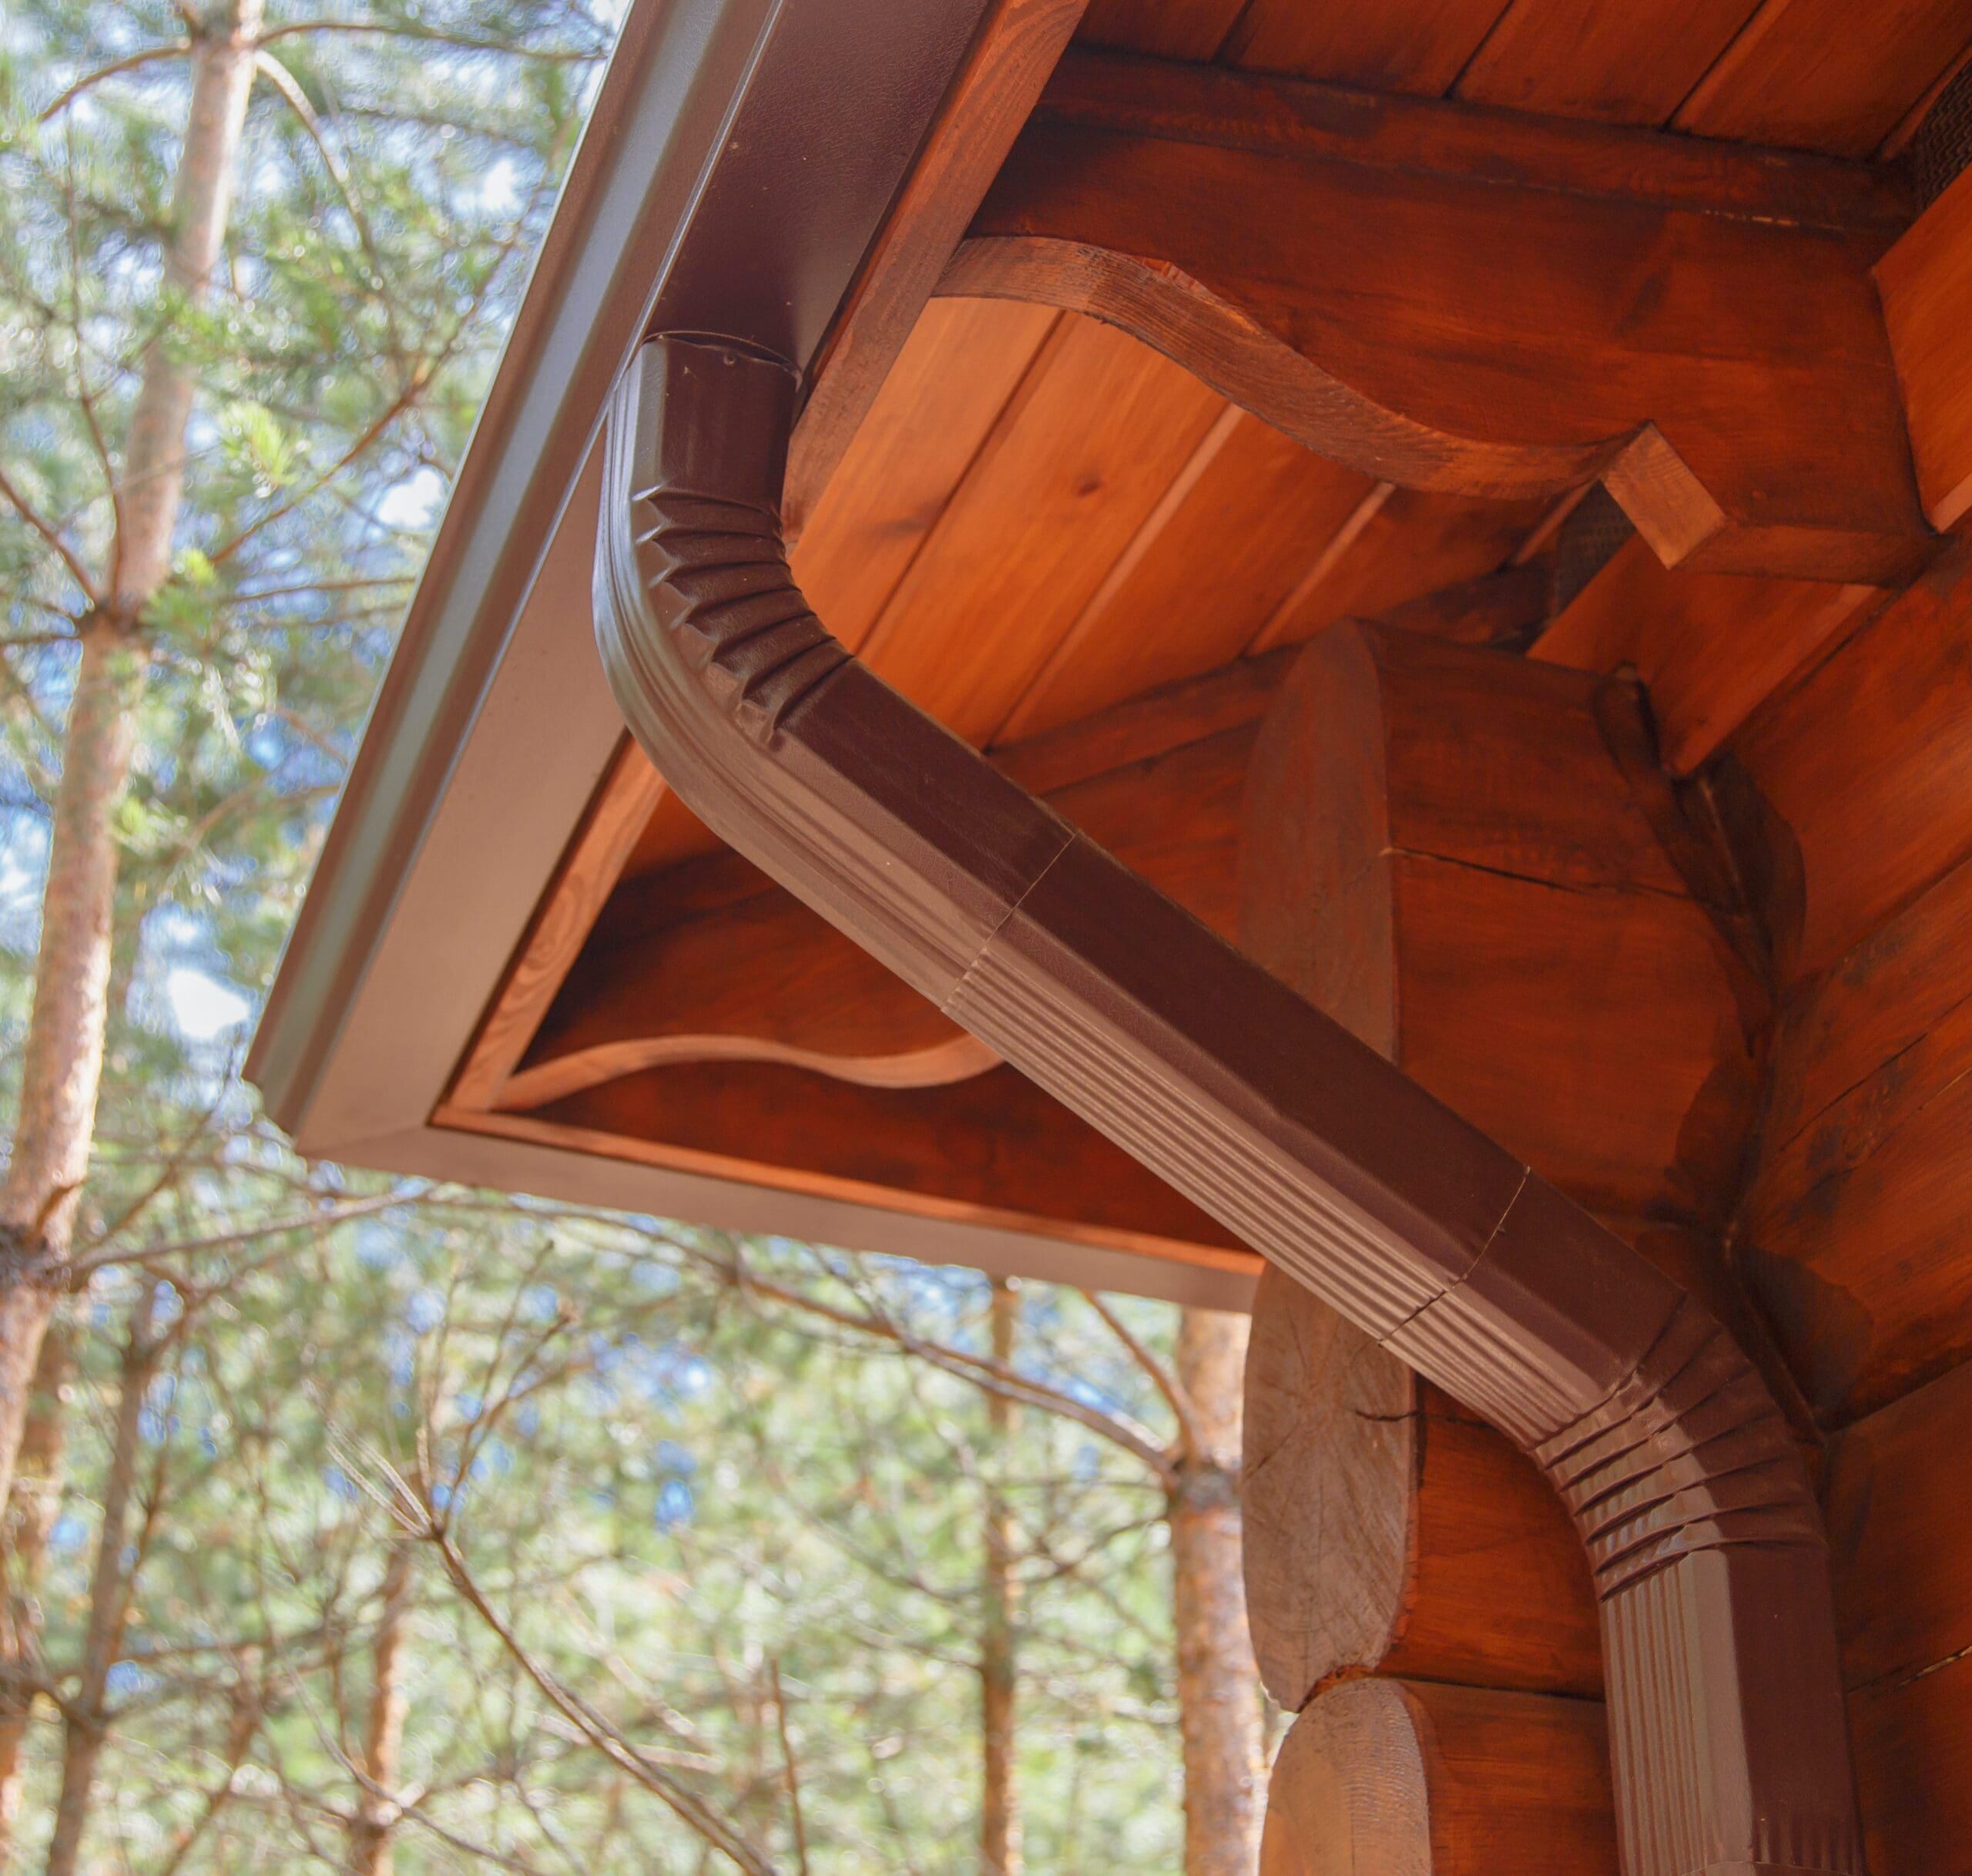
[595,335,1863,1876]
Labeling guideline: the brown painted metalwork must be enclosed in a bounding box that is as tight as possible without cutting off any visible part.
[595,334,1863,1876]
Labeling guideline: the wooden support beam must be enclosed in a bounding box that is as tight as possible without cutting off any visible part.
[1239,620,1758,1221]
[1878,162,1972,530]
[947,49,1931,582]
[525,1059,1245,1256]
[781,0,1087,537]
[1259,1679,1616,1876]
[1534,535,1884,774]
[1242,1263,1600,1711]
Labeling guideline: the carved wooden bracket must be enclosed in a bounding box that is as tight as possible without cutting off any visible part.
[944,51,1933,583]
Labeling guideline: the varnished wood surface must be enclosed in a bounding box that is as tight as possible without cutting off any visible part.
[1534,534,1884,774]
[531,1060,1248,1253]
[1239,622,1755,1221]
[960,57,1927,581]
[448,737,666,1111]
[1726,547,1972,1425]
[1076,0,1972,162]
[1243,1265,1601,1710]
[1828,1358,1972,1871]
[781,0,1088,535]
[1878,160,1972,529]
[1259,1679,1616,1876]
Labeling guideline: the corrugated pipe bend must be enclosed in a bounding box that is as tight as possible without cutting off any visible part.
[595,334,1862,1876]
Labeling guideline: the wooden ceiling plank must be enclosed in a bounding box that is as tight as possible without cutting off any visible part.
[1877,164,1972,532]
[994,409,1377,743]
[952,51,1930,582]
[1454,0,1762,126]
[1248,489,1543,655]
[1076,0,1246,63]
[447,737,666,1112]
[1532,535,1885,774]
[991,398,1246,743]
[1675,0,1972,157]
[857,314,1229,744]
[1028,47,1912,230]
[791,297,1060,649]
[1222,0,1511,97]
[782,0,1088,537]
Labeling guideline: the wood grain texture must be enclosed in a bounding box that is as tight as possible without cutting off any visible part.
[1249,489,1543,653]
[439,1095,1263,1281]
[1455,0,1762,126]
[1533,533,1885,774]
[528,678,1273,1114]
[790,297,1058,646]
[502,886,1000,1109]
[781,0,1087,535]
[1243,1264,1600,1712]
[1850,1653,1972,1876]
[1675,0,1972,157]
[858,313,1228,743]
[1826,1354,1972,1693]
[1728,541,1972,985]
[448,737,666,1111]
[1259,1679,1616,1876]
[1832,1356,1972,1875]
[539,1061,1245,1251]
[994,409,1375,742]
[1740,854,1972,1425]
[958,57,1928,579]
[1031,48,1913,231]
[1223,0,1511,96]
[1239,622,1752,1220]
[1877,161,1972,530]
[1076,0,1242,61]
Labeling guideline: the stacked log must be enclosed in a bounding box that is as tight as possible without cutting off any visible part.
[1236,620,1768,1872]
[1720,541,1972,1868]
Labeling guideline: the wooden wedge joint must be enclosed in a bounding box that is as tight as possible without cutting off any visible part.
[941,49,1934,585]
[595,332,1863,1876]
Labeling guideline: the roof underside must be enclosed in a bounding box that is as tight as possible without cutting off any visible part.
[250,0,1969,1304]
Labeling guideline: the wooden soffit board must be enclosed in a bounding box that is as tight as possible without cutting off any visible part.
[257,0,1969,1307]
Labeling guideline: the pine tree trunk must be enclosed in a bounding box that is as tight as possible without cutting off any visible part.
[0,1325,74,1857]
[1171,1309,1264,1876]
[347,1541,413,1876]
[0,0,261,1521]
[43,1289,158,1876]
[980,1277,1021,1876]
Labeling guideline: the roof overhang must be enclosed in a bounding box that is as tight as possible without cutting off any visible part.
[246,0,1258,1306]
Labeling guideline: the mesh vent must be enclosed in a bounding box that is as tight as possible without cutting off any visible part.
[1913,62,1972,207]
[1548,485,1635,617]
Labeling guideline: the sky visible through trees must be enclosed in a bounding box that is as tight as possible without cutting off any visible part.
[0,2,1268,1870]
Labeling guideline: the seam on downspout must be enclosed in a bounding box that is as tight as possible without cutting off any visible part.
[595,333,1866,1876]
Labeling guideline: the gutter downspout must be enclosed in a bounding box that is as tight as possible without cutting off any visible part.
[595,334,1863,1876]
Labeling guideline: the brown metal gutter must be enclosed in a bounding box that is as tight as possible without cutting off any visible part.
[595,335,1863,1876]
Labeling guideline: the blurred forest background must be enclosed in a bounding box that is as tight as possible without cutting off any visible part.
[0,1,1270,1871]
